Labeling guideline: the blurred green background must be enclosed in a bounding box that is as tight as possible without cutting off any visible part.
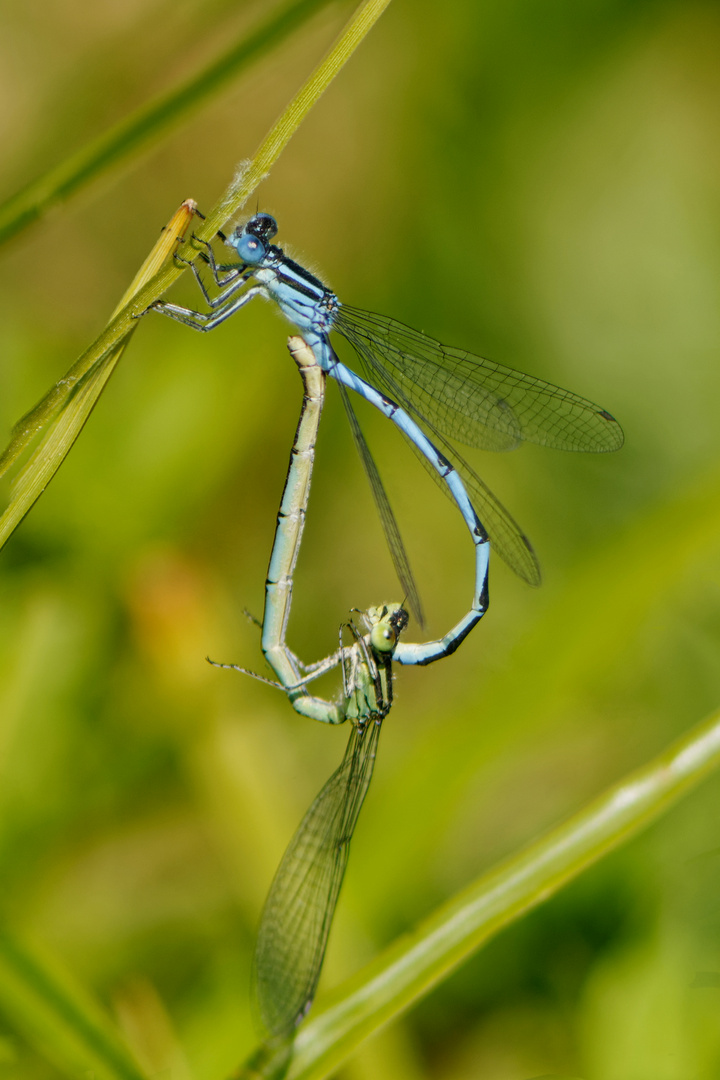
[1,0,720,1077]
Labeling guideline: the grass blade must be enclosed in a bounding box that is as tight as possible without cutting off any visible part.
[0,0,393,552]
[203,0,394,238]
[0,0,332,247]
[0,199,198,548]
[239,701,720,1079]
[0,929,148,1080]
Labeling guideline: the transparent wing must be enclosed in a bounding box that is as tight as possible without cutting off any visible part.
[254,720,381,1036]
[409,431,541,586]
[336,306,623,454]
[338,383,424,627]
[335,324,541,584]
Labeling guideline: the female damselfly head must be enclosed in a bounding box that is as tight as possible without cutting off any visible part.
[365,603,410,655]
[229,213,279,264]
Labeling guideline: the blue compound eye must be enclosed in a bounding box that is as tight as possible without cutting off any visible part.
[235,232,267,264]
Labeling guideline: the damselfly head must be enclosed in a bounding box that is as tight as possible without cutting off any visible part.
[366,603,409,654]
[229,214,278,264]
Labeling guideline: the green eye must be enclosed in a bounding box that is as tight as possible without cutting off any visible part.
[370,621,397,653]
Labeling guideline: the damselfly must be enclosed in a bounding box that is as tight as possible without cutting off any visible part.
[151,214,622,613]
[214,338,480,1040]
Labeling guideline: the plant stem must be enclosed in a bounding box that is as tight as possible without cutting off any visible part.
[279,704,720,1079]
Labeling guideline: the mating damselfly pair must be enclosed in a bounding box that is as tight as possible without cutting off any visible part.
[0,201,622,1062]
[0,206,621,645]
[150,213,622,639]
[143,213,621,1058]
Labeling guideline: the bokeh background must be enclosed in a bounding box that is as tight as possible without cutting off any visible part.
[1,0,720,1076]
